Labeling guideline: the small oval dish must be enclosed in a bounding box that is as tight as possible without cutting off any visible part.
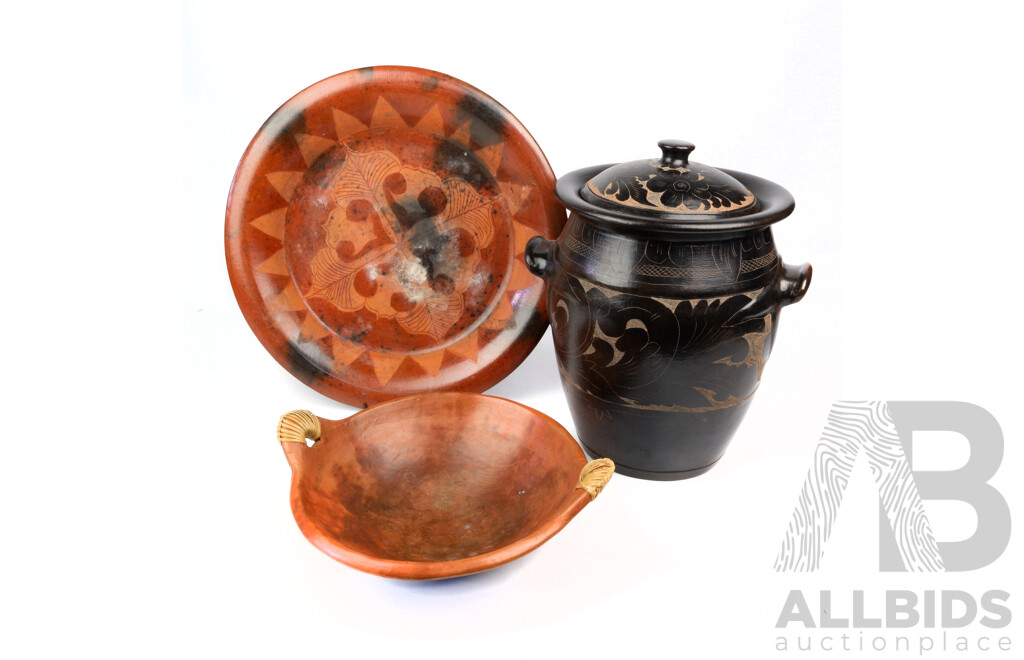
[276,393,613,579]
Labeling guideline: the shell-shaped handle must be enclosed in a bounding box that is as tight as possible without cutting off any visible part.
[576,458,615,500]
[277,410,321,445]
[525,236,558,279]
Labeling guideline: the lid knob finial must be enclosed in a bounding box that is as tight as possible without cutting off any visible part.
[658,139,695,167]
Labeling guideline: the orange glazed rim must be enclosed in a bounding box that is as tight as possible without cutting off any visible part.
[226,66,563,407]
[276,393,614,580]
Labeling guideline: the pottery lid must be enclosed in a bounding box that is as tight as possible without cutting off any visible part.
[558,139,795,234]
[582,140,756,217]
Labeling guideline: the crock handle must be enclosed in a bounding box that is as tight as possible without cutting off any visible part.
[525,236,558,279]
[729,260,812,324]
[277,410,321,470]
[576,458,615,500]
[777,262,812,307]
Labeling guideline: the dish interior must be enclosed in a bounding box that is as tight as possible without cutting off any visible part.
[298,397,583,562]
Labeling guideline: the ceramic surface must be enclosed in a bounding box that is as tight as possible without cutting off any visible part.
[528,143,811,480]
[584,140,755,216]
[277,393,613,579]
[227,66,563,407]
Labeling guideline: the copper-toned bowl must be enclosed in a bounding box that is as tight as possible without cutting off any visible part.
[277,393,613,580]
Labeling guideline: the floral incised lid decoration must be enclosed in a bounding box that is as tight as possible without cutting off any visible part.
[583,140,756,218]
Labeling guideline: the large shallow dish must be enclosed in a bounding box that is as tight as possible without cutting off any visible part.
[227,66,564,407]
[277,393,613,579]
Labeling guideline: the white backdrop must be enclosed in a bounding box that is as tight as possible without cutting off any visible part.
[2,1,1021,658]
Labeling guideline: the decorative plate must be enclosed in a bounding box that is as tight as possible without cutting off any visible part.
[226,66,563,407]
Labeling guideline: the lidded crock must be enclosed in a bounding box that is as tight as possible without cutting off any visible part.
[526,140,811,480]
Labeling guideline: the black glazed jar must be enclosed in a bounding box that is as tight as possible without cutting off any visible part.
[525,140,811,480]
